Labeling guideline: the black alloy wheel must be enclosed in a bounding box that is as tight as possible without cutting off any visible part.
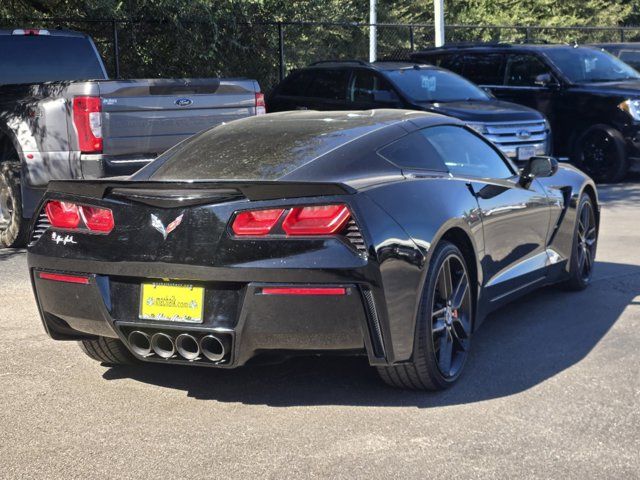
[431,253,472,379]
[577,125,627,183]
[576,198,597,284]
[377,241,474,391]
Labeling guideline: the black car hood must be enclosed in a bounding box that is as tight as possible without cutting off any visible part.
[417,100,543,122]
[571,79,640,97]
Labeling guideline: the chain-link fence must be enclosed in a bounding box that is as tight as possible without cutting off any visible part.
[3,18,640,91]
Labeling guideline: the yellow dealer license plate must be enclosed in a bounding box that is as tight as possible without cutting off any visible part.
[139,282,204,323]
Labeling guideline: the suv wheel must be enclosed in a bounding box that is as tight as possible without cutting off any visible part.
[574,124,628,183]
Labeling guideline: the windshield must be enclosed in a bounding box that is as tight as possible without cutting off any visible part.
[385,68,489,102]
[544,47,640,83]
[0,36,106,85]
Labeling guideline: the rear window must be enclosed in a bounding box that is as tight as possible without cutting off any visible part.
[277,70,315,96]
[0,36,106,85]
[305,69,348,100]
[148,113,385,181]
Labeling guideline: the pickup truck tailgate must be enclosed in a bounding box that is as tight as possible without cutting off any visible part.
[99,79,259,157]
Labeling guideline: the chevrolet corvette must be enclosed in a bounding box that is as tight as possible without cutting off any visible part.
[27,110,599,390]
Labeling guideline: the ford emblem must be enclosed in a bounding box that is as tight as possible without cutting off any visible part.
[516,129,532,139]
[175,98,193,107]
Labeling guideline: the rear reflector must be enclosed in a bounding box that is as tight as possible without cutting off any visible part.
[261,287,347,296]
[79,205,114,233]
[73,96,102,153]
[255,92,266,115]
[282,204,351,236]
[45,201,80,229]
[232,208,284,236]
[38,272,89,284]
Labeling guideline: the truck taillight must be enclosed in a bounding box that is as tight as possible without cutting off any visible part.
[44,201,114,234]
[72,96,102,153]
[255,92,266,115]
[231,204,352,237]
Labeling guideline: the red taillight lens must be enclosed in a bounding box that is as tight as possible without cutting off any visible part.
[79,206,114,233]
[232,208,284,236]
[39,272,89,284]
[255,92,266,115]
[73,96,102,153]
[282,204,351,236]
[45,201,80,229]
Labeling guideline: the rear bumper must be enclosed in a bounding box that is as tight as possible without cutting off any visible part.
[28,260,387,367]
[80,154,156,178]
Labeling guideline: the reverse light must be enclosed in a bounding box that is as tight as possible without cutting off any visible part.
[282,204,351,236]
[73,96,103,153]
[45,201,80,229]
[255,92,266,115]
[79,206,114,233]
[232,208,284,236]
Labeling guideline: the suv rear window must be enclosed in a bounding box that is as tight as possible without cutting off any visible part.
[305,69,348,100]
[0,36,106,85]
[460,53,505,85]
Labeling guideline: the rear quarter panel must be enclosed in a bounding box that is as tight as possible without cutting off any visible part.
[358,177,483,362]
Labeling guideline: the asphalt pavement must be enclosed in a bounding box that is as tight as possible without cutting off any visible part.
[1,182,639,479]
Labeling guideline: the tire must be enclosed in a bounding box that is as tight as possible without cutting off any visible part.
[573,124,628,183]
[78,336,137,365]
[0,161,29,248]
[562,193,598,291]
[377,241,474,391]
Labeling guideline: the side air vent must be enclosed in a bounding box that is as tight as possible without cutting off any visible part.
[361,288,385,358]
[28,212,51,246]
[344,218,366,253]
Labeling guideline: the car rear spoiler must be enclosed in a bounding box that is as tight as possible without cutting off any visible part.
[46,179,356,206]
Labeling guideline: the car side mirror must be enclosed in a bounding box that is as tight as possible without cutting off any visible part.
[519,156,558,187]
[534,73,558,88]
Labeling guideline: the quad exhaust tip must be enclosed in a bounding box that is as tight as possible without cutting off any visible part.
[128,331,152,357]
[175,333,200,361]
[199,335,226,362]
[150,332,176,359]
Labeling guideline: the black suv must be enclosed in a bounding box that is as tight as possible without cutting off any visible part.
[267,61,550,164]
[412,44,640,182]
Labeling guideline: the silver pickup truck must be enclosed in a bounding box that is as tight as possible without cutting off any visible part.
[0,28,264,247]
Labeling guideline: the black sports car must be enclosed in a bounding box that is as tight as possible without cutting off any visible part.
[27,110,599,390]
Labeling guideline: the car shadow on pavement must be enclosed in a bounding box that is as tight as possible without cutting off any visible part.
[103,261,639,408]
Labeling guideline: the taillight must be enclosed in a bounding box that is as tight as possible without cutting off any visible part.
[282,205,351,236]
[44,201,113,233]
[255,92,266,115]
[45,201,80,229]
[73,96,102,153]
[12,29,50,35]
[232,209,284,236]
[231,204,352,237]
[79,206,114,233]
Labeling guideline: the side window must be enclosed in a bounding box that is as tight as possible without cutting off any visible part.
[377,131,448,171]
[348,70,398,104]
[305,69,348,101]
[278,70,315,97]
[461,54,506,85]
[618,50,640,70]
[420,125,513,179]
[437,54,465,74]
[505,54,553,86]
